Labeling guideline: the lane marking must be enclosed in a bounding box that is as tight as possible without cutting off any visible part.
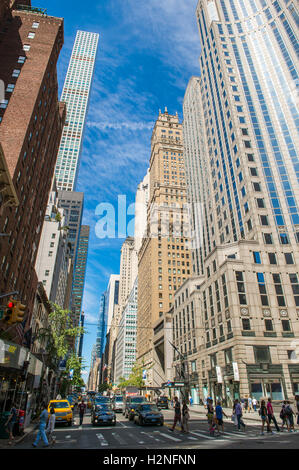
[189,431,215,440]
[96,433,109,446]
[157,432,182,442]
[111,432,127,445]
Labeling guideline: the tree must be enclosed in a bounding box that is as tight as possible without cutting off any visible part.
[59,354,86,396]
[35,303,85,403]
[117,361,152,389]
[98,383,111,393]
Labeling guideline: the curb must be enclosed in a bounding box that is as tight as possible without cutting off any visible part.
[0,424,38,448]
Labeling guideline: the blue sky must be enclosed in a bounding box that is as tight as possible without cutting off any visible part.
[42,0,201,382]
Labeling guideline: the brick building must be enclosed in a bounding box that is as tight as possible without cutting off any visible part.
[0,2,65,344]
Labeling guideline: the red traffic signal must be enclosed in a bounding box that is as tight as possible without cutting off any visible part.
[4,299,15,324]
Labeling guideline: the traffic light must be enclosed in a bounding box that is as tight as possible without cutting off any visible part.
[3,298,26,324]
[4,298,15,324]
[13,300,26,323]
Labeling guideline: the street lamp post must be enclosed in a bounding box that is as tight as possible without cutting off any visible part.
[169,341,190,402]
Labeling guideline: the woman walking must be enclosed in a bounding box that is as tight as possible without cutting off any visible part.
[46,406,56,445]
[182,400,190,433]
[207,398,216,435]
[280,401,289,432]
[233,399,246,432]
[5,402,18,445]
[259,400,273,435]
[285,401,296,432]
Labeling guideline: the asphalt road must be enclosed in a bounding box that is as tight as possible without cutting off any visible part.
[13,408,299,450]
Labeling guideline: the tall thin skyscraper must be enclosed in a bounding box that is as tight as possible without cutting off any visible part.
[182,0,299,403]
[55,30,99,191]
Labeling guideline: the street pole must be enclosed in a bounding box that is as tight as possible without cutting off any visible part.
[168,341,190,403]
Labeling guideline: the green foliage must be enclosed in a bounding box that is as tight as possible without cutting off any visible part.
[35,303,85,367]
[98,383,111,393]
[55,212,62,222]
[117,361,152,389]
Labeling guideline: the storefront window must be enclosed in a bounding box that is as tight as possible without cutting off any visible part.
[251,382,263,400]
[270,382,284,400]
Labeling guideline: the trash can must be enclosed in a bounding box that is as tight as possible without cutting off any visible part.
[0,411,10,439]
[16,410,25,436]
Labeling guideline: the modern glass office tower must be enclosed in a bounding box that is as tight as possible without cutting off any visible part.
[55,30,99,191]
[96,292,108,358]
[72,225,90,328]
[182,0,299,404]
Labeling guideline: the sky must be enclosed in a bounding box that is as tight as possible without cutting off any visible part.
[42,0,201,383]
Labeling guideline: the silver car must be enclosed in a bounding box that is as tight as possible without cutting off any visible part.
[113,396,124,412]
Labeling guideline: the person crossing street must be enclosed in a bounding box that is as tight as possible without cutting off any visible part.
[266,398,280,432]
[32,403,49,448]
[233,399,246,432]
[46,406,56,445]
[78,399,86,426]
[170,396,183,432]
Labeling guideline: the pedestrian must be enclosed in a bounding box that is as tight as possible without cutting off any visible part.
[244,396,248,413]
[46,406,56,445]
[78,399,86,426]
[266,398,280,432]
[5,402,18,445]
[32,402,49,448]
[182,400,190,433]
[259,400,273,436]
[206,398,216,435]
[285,401,296,432]
[189,396,193,407]
[280,401,289,432]
[233,399,246,432]
[252,397,257,412]
[215,401,228,435]
[170,396,183,432]
[248,396,252,413]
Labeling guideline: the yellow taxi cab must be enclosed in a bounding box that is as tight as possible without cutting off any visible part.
[48,399,73,426]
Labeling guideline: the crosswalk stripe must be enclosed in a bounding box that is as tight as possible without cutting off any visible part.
[111,433,127,445]
[189,431,215,440]
[96,433,109,446]
[157,432,182,442]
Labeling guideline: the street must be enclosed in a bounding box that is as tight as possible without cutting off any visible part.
[12,408,299,450]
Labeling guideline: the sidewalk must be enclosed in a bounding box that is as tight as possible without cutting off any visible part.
[0,421,38,449]
[189,404,261,422]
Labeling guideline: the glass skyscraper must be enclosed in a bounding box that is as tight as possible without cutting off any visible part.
[182,0,299,404]
[55,30,99,191]
[72,225,90,327]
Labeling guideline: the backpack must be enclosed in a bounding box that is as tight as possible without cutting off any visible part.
[285,406,292,416]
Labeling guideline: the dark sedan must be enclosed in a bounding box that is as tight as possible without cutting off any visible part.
[133,403,164,426]
[91,404,116,426]
[156,396,169,409]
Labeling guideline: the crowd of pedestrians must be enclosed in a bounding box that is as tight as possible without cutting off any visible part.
[170,394,299,438]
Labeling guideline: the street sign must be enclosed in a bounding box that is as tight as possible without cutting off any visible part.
[232,362,239,381]
[174,382,185,387]
[216,366,223,383]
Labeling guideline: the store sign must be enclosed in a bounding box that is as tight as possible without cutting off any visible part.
[174,382,185,387]
[216,366,223,383]
[232,362,239,381]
